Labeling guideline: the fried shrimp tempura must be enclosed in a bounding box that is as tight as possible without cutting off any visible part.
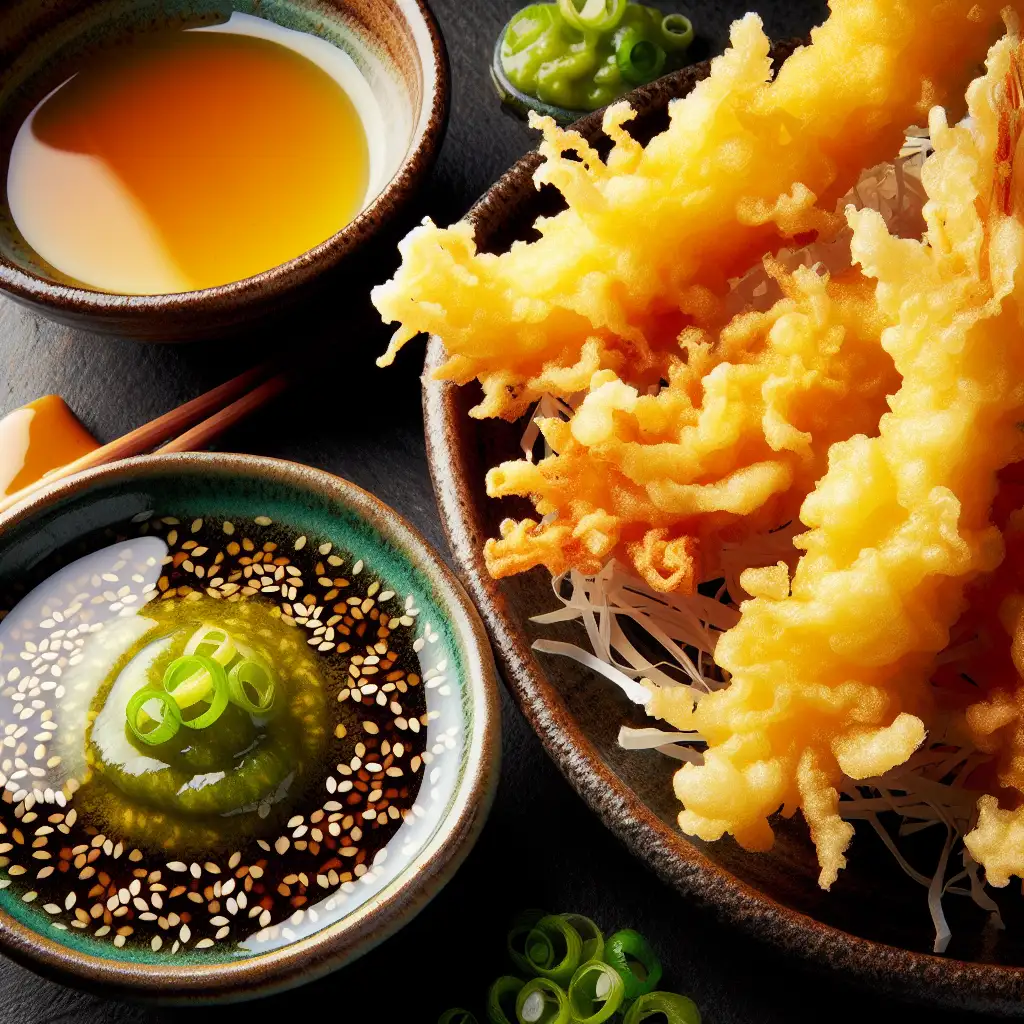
[374,0,1006,419]
[484,267,897,594]
[670,34,1024,888]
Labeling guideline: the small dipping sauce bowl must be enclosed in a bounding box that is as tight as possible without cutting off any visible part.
[0,2,449,340]
[0,453,499,1000]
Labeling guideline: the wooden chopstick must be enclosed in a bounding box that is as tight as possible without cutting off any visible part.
[0,362,288,519]
[157,373,290,454]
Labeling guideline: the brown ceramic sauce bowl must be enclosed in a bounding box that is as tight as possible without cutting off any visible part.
[0,0,449,340]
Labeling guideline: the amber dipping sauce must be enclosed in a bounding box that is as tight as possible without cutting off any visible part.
[6,19,370,295]
[0,396,98,497]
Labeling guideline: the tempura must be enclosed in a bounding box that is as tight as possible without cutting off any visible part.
[374,0,1005,419]
[673,32,1024,886]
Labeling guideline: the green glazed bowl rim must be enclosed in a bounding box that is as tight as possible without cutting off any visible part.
[0,452,501,1001]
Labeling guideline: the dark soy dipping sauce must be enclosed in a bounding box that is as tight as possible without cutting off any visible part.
[0,513,438,959]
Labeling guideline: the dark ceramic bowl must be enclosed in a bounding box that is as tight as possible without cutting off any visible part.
[422,56,1024,1017]
[0,452,499,1000]
[0,1,449,340]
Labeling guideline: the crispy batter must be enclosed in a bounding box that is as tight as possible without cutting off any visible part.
[964,795,1024,887]
[484,266,897,593]
[963,590,1024,885]
[374,0,1006,419]
[674,34,1024,887]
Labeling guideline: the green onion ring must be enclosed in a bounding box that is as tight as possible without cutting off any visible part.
[162,655,218,710]
[622,992,702,1024]
[184,625,237,666]
[615,28,666,85]
[567,960,625,1023]
[438,1011,479,1024]
[602,929,662,1000]
[557,0,627,33]
[507,909,547,974]
[524,915,582,986]
[125,689,180,746]
[515,978,571,1024]
[487,976,525,1024]
[228,658,276,714]
[167,655,229,729]
[558,912,603,963]
[660,13,694,51]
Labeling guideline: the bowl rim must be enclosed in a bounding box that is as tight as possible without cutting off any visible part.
[420,64,1024,1014]
[0,0,451,319]
[0,451,501,1001]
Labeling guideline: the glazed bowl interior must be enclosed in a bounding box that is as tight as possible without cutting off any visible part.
[0,453,498,1000]
[0,0,447,336]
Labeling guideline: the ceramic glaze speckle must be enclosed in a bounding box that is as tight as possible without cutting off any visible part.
[0,454,499,1001]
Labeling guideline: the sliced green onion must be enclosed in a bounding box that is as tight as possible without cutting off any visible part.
[438,1011,479,1024]
[184,625,236,667]
[165,655,228,730]
[603,929,662,1000]
[228,658,276,714]
[558,913,603,963]
[567,960,625,1023]
[557,0,627,33]
[515,978,570,1024]
[615,28,666,85]
[660,13,694,52]
[508,909,547,974]
[162,655,218,710]
[622,992,702,1024]
[487,976,525,1024]
[522,915,583,986]
[126,689,180,746]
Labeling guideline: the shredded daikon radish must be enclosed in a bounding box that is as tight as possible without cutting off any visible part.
[518,135,1003,949]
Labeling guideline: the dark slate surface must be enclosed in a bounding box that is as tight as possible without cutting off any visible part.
[0,1,981,1021]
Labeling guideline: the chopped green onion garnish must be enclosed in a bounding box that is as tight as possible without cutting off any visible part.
[567,960,625,1023]
[524,915,583,986]
[228,658,276,714]
[622,991,702,1024]
[659,13,694,52]
[162,655,218,710]
[165,655,228,730]
[557,0,627,33]
[487,976,525,1024]
[515,978,571,1024]
[125,689,180,746]
[184,625,237,666]
[507,909,547,974]
[615,28,666,85]
[558,913,603,963]
[603,929,662,1000]
[438,1011,479,1024]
